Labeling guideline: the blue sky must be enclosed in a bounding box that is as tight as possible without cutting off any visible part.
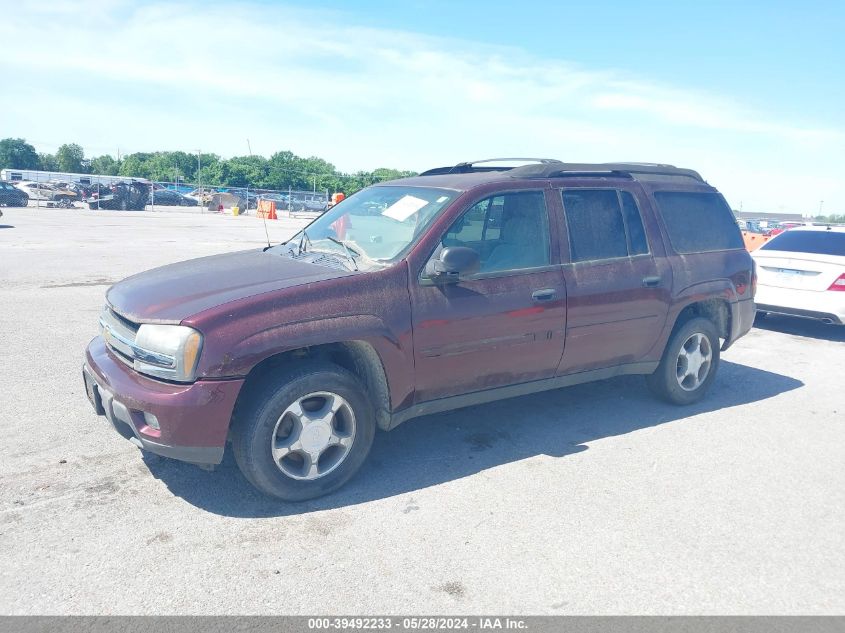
[1,0,843,213]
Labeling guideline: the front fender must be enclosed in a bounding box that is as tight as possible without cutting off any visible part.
[219,313,400,376]
[184,265,416,412]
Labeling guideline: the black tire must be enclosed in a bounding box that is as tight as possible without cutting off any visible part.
[646,316,720,405]
[232,361,376,501]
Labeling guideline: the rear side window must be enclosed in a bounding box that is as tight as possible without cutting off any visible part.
[653,192,743,253]
[760,230,845,256]
[562,189,649,262]
[621,192,649,255]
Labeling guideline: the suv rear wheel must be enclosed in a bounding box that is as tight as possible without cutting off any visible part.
[647,317,720,405]
[232,362,376,501]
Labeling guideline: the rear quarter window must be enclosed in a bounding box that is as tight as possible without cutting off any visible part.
[653,191,743,253]
[760,230,845,256]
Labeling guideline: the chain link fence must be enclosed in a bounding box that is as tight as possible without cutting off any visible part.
[151,180,329,216]
[2,169,330,216]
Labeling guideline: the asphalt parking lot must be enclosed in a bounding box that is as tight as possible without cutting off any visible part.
[1,207,843,615]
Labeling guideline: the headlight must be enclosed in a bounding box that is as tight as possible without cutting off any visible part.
[133,324,203,382]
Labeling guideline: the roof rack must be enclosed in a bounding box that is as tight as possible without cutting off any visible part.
[506,161,704,182]
[419,158,559,176]
[419,159,704,182]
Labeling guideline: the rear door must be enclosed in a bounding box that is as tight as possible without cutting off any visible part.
[554,185,672,374]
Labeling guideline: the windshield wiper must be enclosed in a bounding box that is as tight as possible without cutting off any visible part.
[326,236,360,271]
[297,229,312,255]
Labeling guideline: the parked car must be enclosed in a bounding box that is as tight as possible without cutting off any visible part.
[83,159,755,500]
[149,189,198,206]
[185,188,216,206]
[14,181,57,201]
[752,226,845,324]
[0,181,29,207]
[297,197,329,213]
[737,219,762,233]
[226,189,259,209]
[87,181,150,211]
[12,180,78,204]
[257,193,290,210]
[48,182,81,200]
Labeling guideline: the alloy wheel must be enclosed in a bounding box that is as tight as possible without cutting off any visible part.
[675,333,713,391]
[270,391,356,480]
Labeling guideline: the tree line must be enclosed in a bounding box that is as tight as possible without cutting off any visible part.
[0,138,416,194]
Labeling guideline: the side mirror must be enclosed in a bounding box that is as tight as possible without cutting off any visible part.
[425,246,480,283]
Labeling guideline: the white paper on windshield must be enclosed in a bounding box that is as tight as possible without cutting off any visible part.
[382,195,428,222]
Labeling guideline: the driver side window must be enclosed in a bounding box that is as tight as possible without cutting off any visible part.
[442,191,550,274]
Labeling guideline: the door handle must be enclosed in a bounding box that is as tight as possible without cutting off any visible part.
[642,276,662,288]
[532,288,556,302]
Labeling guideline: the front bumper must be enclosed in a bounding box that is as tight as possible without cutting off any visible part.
[83,336,244,464]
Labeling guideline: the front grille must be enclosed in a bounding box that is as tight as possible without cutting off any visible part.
[100,307,140,366]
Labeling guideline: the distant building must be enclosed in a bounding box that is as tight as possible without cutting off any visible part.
[734,210,803,222]
[0,168,148,186]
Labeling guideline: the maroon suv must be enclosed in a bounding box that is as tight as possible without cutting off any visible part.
[83,159,755,500]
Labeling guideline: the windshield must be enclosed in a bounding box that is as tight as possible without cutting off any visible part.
[272,185,457,267]
[760,230,845,256]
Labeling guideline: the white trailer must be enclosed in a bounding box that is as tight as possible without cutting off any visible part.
[0,169,148,187]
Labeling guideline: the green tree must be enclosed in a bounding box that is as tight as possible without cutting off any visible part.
[144,151,202,182]
[3,139,415,195]
[372,167,416,182]
[266,151,302,190]
[0,138,39,170]
[38,153,59,171]
[223,155,269,188]
[55,143,86,173]
[118,153,153,179]
[815,214,845,224]
[89,155,120,175]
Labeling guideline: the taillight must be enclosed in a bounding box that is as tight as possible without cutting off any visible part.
[828,273,845,291]
[751,260,758,298]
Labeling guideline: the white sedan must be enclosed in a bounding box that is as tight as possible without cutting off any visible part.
[752,226,845,324]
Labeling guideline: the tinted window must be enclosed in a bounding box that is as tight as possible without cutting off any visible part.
[562,189,649,262]
[443,191,550,273]
[653,192,743,253]
[620,191,649,255]
[760,230,845,256]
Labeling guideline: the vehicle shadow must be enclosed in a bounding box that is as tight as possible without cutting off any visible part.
[0,225,14,229]
[143,360,802,517]
[754,313,845,342]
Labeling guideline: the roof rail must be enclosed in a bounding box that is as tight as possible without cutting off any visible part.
[507,161,704,182]
[419,158,559,176]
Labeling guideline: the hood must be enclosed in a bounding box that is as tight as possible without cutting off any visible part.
[107,249,352,323]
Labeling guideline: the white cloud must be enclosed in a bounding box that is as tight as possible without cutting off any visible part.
[0,0,843,212]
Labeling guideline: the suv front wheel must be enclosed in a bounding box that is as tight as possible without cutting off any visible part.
[647,317,720,405]
[232,362,376,501]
